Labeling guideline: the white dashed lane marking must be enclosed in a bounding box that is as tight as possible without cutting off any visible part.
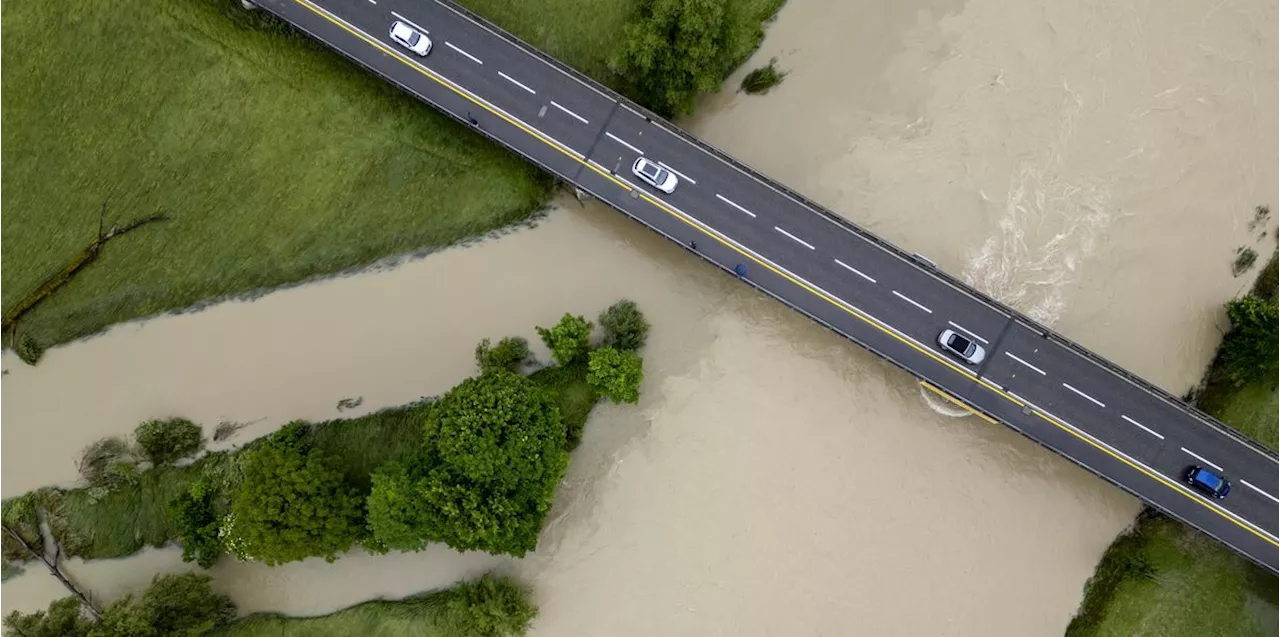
[445,41,482,64]
[892,290,932,314]
[715,194,757,218]
[498,71,537,94]
[1120,415,1165,440]
[1005,351,1046,375]
[834,259,876,283]
[1181,447,1224,471]
[1063,383,1106,408]
[550,101,588,124]
[775,226,816,250]
[605,132,644,155]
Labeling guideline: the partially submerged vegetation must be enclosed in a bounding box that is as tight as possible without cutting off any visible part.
[740,58,788,94]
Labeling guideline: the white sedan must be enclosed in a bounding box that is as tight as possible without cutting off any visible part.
[632,157,678,194]
[390,20,432,56]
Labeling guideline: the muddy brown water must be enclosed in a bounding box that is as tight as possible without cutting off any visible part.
[2,0,1274,633]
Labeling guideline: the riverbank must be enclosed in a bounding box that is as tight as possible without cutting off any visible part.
[1066,253,1279,637]
[1,0,783,351]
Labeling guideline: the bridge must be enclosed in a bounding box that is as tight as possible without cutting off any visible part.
[253,0,1279,571]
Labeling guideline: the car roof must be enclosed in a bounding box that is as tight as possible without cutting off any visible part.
[1194,469,1223,489]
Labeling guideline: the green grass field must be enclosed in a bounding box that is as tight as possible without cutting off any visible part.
[2,0,783,348]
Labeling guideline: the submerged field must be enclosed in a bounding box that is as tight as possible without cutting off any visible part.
[1,0,782,348]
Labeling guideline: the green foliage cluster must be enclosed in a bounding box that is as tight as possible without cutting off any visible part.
[1219,295,1279,387]
[740,57,787,94]
[438,574,539,637]
[2,494,44,571]
[134,418,204,466]
[76,437,141,491]
[225,423,365,565]
[15,335,44,365]
[3,573,234,637]
[587,348,645,404]
[367,372,569,556]
[536,314,593,366]
[169,481,222,568]
[599,300,649,351]
[476,336,532,374]
[611,0,732,116]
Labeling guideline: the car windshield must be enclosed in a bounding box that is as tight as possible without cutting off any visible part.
[406,31,420,46]
[948,334,973,354]
[654,168,670,182]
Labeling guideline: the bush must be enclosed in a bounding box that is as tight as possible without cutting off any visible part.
[476,336,532,374]
[587,348,644,404]
[439,574,539,637]
[226,423,364,565]
[367,372,569,556]
[76,437,141,490]
[2,596,93,637]
[135,418,204,466]
[2,494,44,563]
[1219,296,1279,387]
[1232,246,1258,277]
[536,314,593,366]
[95,572,235,637]
[740,57,787,94]
[169,481,223,568]
[599,300,649,351]
[15,335,44,365]
[610,0,732,116]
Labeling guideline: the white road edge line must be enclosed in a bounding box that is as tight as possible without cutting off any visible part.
[1004,351,1046,375]
[892,290,933,314]
[715,193,756,218]
[1063,383,1106,408]
[834,259,876,283]
[947,321,988,344]
[605,132,644,155]
[390,11,428,33]
[497,71,537,94]
[1120,415,1165,440]
[1181,447,1224,472]
[550,101,588,124]
[444,41,482,64]
[1240,480,1280,504]
[775,227,816,250]
[657,162,696,184]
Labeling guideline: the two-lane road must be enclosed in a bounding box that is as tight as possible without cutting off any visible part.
[253,0,1279,571]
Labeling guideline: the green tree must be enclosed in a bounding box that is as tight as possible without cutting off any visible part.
[439,574,539,637]
[2,597,93,637]
[598,300,649,351]
[587,348,644,404]
[536,314,593,366]
[134,418,203,466]
[475,336,531,374]
[92,573,234,637]
[610,0,731,116]
[1219,295,1279,387]
[168,481,222,568]
[366,372,569,556]
[226,423,364,565]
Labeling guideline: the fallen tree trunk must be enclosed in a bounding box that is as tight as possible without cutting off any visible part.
[2,522,101,619]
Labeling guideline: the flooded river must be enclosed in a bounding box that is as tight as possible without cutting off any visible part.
[3,0,1274,633]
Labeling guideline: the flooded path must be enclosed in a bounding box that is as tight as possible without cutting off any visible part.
[3,0,1275,632]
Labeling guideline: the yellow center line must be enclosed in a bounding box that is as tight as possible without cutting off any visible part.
[290,0,1279,549]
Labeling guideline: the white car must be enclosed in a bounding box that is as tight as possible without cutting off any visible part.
[937,329,986,365]
[390,20,432,56]
[632,157,678,194]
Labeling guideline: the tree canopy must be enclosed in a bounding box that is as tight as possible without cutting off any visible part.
[475,336,531,374]
[599,300,650,351]
[587,347,644,404]
[367,372,569,556]
[225,423,364,565]
[1219,295,1279,387]
[4,573,234,637]
[610,0,732,116]
[536,314,593,366]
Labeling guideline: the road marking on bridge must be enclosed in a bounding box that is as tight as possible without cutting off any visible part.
[605,132,644,155]
[657,161,696,184]
[892,290,932,314]
[498,71,537,94]
[445,41,483,64]
[1004,351,1046,375]
[947,321,987,344]
[714,194,757,218]
[288,0,1280,551]
[834,259,876,283]
[550,100,588,124]
[775,226,816,250]
[1181,447,1224,471]
[1121,415,1164,440]
[1241,480,1280,504]
[1063,383,1106,408]
[390,11,428,33]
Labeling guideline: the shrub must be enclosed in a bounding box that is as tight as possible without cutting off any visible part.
[169,481,223,568]
[587,348,645,404]
[226,422,364,565]
[2,494,44,563]
[599,300,650,351]
[76,437,141,490]
[611,0,733,116]
[2,596,93,637]
[15,335,44,366]
[95,572,235,637]
[536,314,593,366]
[740,57,787,94]
[439,574,539,637]
[475,336,532,374]
[1219,295,1279,387]
[135,418,204,466]
[1232,246,1258,277]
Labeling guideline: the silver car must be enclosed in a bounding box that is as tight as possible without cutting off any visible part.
[390,20,432,56]
[937,329,986,365]
[632,157,678,194]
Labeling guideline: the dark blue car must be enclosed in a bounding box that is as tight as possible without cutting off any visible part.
[1185,466,1231,499]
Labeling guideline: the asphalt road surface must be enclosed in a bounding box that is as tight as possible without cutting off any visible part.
[253,0,1279,571]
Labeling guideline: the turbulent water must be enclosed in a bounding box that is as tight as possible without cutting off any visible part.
[3,0,1274,633]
